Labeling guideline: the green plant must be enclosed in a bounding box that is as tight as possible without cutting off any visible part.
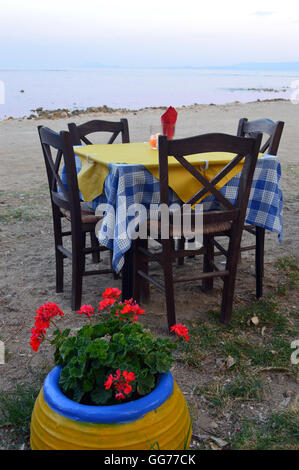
[30,288,188,406]
[0,384,40,435]
[231,409,299,450]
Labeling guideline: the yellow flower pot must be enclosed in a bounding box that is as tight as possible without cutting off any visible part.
[30,367,191,450]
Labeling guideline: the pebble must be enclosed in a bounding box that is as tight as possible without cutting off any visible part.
[210,421,218,429]
[284,390,295,397]
[280,397,292,407]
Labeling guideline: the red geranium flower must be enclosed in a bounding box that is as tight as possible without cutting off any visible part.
[123,371,135,382]
[117,300,145,323]
[77,305,94,317]
[30,335,42,352]
[98,298,116,311]
[170,323,189,342]
[102,287,121,299]
[30,303,65,351]
[115,392,125,401]
[104,374,114,390]
[104,369,136,401]
[36,302,64,321]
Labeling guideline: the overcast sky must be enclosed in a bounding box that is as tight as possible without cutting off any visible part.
[1,0,299,67]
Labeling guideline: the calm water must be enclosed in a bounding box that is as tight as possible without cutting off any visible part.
[0,67,298,119]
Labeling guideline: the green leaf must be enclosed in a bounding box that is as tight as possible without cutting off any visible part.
[86,338,109,360]
[70,366,84,379]
[59,368,79,393]
[137,373,155,396]
[73,386,85,403]
[95,370,107,387]
[90,387,113,405]
[77,324,93,338]
[82,378,94,393]
[61,328,71,338]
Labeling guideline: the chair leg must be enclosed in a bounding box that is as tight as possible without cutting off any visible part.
[133,239,141,303]
[255,227,265,299]
[90,231,100,264]
[177,238,185,266]
[71,263,83,310]
[133,239,150,304]
[162,239,176,330]
[55,247,64,293]
[220,229,242,324]
[82,232,86,272]
[202,234,214,291]
[71,236,85,311]
[53,212,64,293]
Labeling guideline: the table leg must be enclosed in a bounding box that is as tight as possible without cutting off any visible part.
[136,238,150,304]
[122,247,134,301]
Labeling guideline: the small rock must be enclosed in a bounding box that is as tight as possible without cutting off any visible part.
[280,397,292,407]
[209,436,228,448]
[283,391,295,398]
[215,358,225,367]
[250,315,259,325]
[210,421,218,429]
[193,433,210,440]
[226,355,236,368]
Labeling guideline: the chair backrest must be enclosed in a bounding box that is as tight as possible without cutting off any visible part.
[158,132,262,227]
[38,126,82,232]
[237,118,284,156]
[68,118,130,146]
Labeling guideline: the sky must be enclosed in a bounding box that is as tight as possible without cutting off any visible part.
[1,0,299,68]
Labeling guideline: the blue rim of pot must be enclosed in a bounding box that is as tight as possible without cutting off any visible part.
[43,366,174,424]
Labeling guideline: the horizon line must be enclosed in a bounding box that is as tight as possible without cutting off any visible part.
[1,61,299,71]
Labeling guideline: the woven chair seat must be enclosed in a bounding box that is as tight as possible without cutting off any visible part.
[60,202,102,224]
[147,219,232,238]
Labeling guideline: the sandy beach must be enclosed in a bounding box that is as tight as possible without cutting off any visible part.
[0,99,298,449]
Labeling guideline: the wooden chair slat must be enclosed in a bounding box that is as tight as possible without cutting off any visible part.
[173,154,236,210]
[68,118,130,146]
[187,152,245,205]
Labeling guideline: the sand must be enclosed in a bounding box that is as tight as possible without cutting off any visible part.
[0,100,298,449]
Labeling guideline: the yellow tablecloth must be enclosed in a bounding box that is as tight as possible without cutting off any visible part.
[74,142,254,203]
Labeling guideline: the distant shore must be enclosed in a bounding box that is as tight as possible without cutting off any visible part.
[0,98,290,121]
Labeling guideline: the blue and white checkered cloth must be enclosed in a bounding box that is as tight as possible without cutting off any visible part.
[61,154,283,273]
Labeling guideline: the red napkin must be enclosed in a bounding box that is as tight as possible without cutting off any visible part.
[161,106,177,139]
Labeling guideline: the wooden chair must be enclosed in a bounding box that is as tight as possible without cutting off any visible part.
[68,118,130,145]
[68,118,129,263]
[132,132,262,329]
[200,118,284,300]
[236,118,284,298]
[38,126,114,310]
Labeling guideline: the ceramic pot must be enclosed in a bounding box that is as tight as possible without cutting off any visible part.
[30,366,191,450]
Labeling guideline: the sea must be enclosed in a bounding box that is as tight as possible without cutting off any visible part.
[0,67,298,119]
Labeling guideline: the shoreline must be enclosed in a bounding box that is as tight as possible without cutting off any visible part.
[2,98,299,194]
[0,98,290,121]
